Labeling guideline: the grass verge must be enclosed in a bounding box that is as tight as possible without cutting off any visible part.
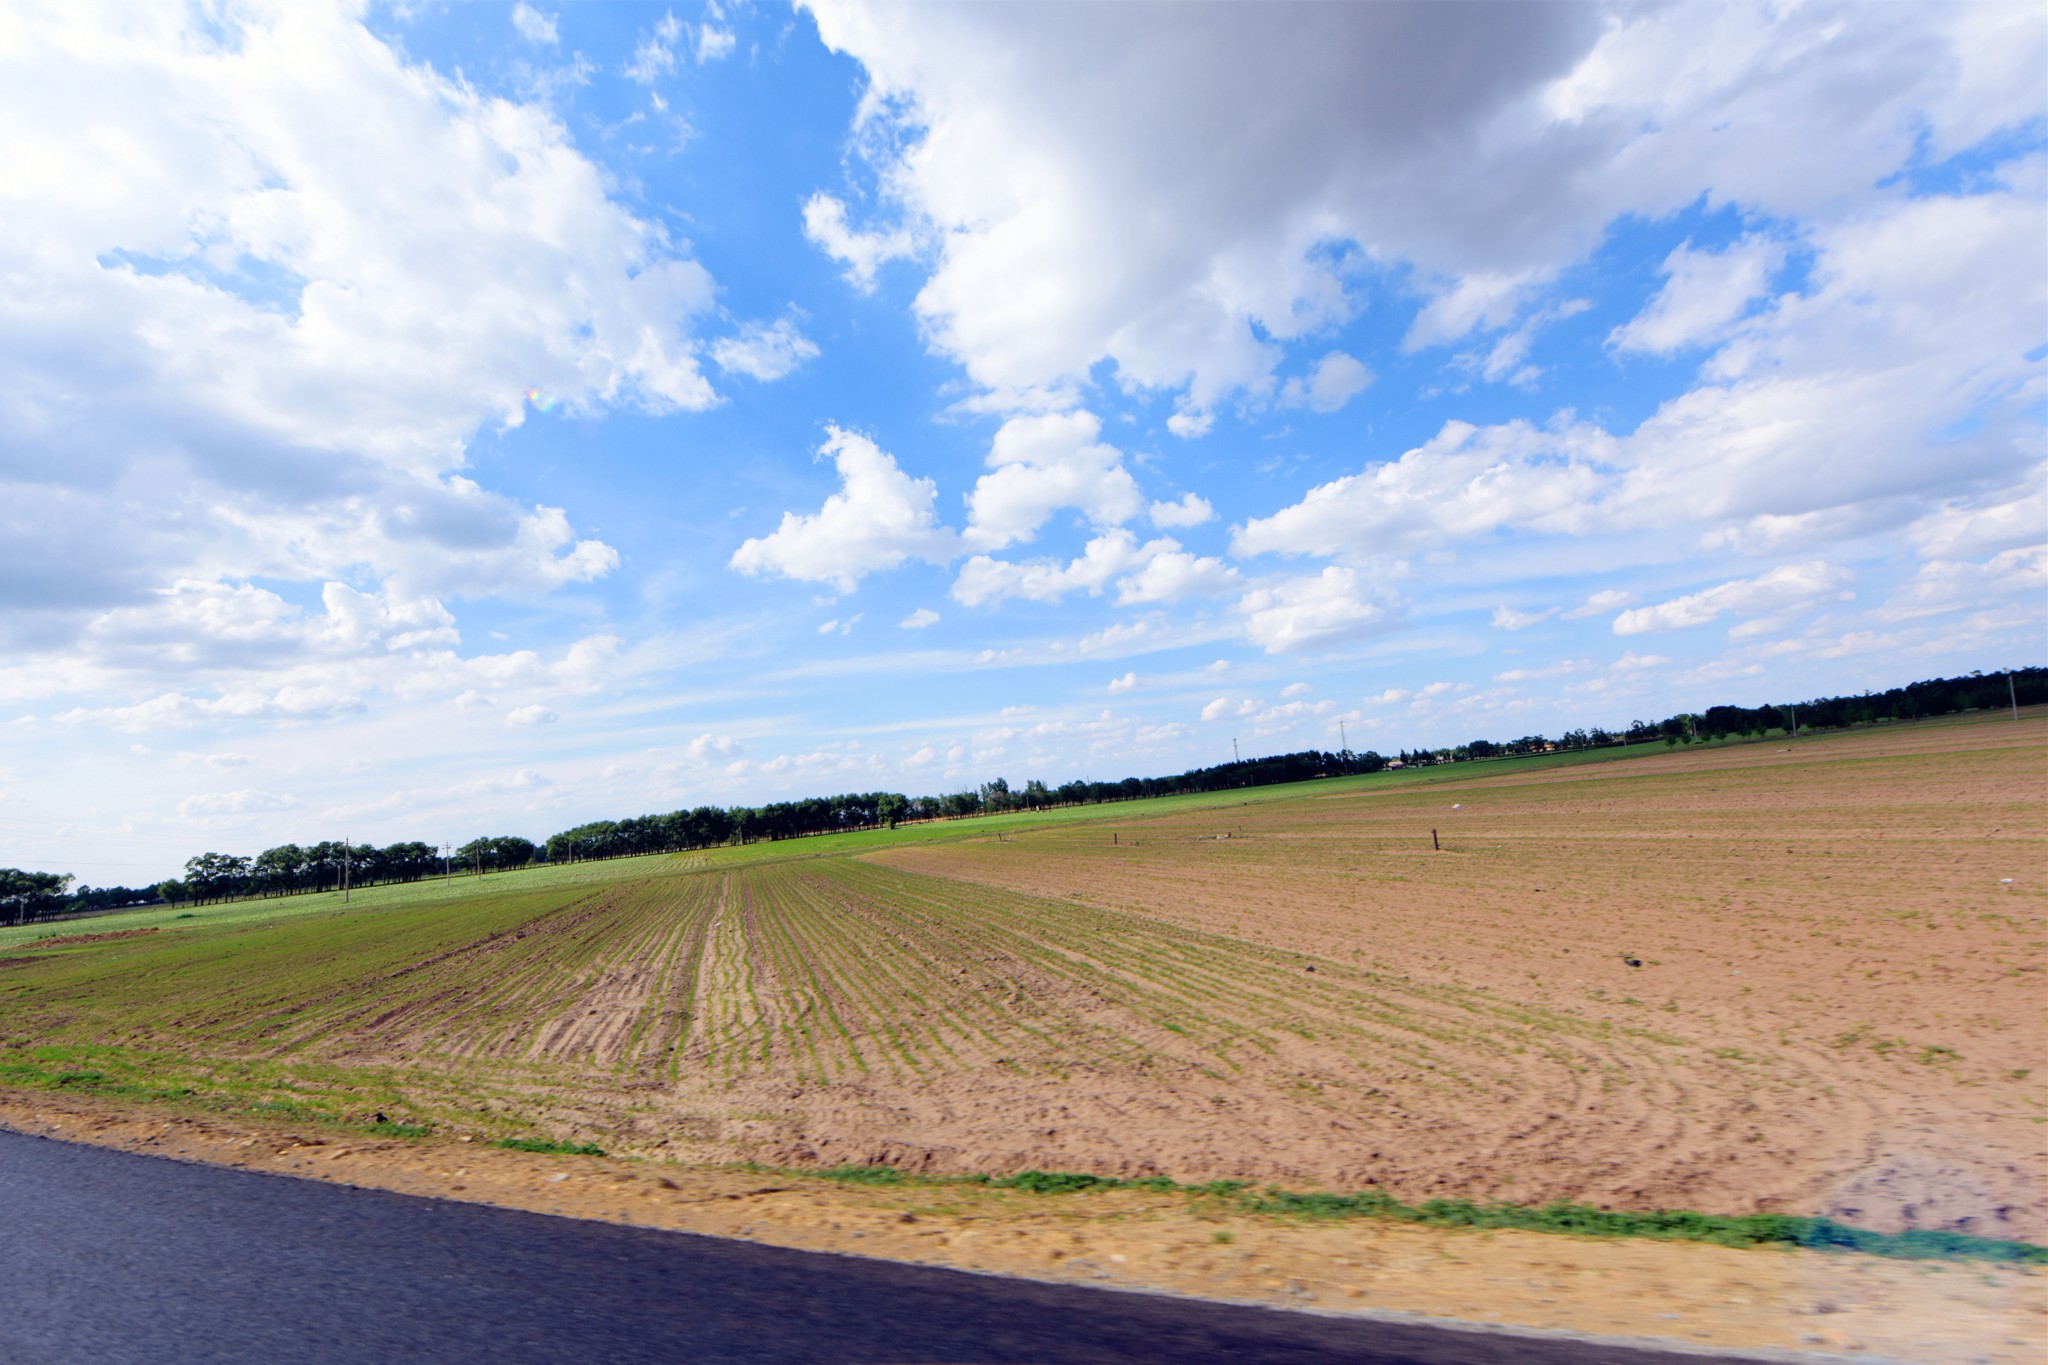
[493,1137,606,1156]
[806,1164,2047,1265]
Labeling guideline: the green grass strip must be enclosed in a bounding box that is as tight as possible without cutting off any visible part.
[803,1165,2045,1264]
[492,1137,606,1156]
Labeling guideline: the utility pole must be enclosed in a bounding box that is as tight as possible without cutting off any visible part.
[341,837,350,904]
[442,842,452,882]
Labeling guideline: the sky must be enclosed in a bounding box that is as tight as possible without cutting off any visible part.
[2,0,2044,888]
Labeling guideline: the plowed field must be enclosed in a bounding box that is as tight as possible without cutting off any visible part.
[2,712,2041,1241]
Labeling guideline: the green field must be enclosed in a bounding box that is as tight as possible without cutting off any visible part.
[0,728,1786,953]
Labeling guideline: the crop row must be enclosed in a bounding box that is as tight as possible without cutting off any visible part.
[0,858,1695,1121]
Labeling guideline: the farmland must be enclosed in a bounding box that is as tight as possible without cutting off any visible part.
[1,711,2043,1242]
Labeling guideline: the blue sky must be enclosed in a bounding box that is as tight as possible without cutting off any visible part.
[2,1,2043,886]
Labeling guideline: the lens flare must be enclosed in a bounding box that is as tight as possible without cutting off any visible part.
[524,386,558,414]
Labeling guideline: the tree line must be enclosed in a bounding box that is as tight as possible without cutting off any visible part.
[5,665,2037,925]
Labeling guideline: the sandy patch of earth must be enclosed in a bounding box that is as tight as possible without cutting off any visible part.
[873,716,2048,1241]
[3,1089,2040,1365]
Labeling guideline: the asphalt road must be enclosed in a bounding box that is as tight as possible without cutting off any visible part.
[0,1129,1768,1364]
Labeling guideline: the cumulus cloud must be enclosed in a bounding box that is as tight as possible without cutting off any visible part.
[952,531,1143,607]
[951,530,1234,609]
[1404,271,1548,352]
[1279,351,1374,413]
[1613,188,2046,536]
[802,193,917,293]
[801,4,1598,407]
[1148,493,1215,529]
[730,426,958,591]
[1113,546,1238,605]
[0,0,697,653]
[963,411,1143,550]
[504,704,560,727]
[1614,562,1853,636]
[1107,671,1137,693]
[1610,235,1785,354]
[1237,566,1397,653]
[898,607,940,629]
[1235,419,1611,561]
[711,316,820,382]
[808,2,2034,405]
[687,733,742,760]
[75,578,460,673]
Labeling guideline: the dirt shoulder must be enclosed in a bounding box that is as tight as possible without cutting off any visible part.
[4,1089,2038,1365]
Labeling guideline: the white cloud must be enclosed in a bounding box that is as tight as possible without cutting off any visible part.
[1280,351,1373,413]
[1279,682,1312,698]
[626,10,684,83]
[1878,545,2047,622]
[1201,696,1260,722]
[711,316,820,382]
[963,411,1142,550]
[1563,589,1640,619]
[1237,566,1396,654]
[951,530,1233,609]
[686,733,742,761]
[1613,561,1853,636]
[696,24,736,64]
[511,4,558,46]
[1107,671,1137,693]
[176,789,298,818]
[1490,605,1557,631]
[730,426,958,592]
[0,1,701,651]
[504,704,559,727]
[1613,188,2046,536]
[1906,474,2048,560]
[59,685,366,732]
[802,193,917,293]
[952,531,1142,607]
[1165,409,1215,440]
[803,0,2039,425]
[1113,546,1238,606]
[1405,271,1548,352]
[1235,419,1611,561]
[898,607,940,630]
[1610,235,1785,354]
[816,614,861,636]
[1148,493,1215,529]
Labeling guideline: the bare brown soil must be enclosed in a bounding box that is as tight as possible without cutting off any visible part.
[872,715,2048,1241]
[4,1089,2041,1365]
